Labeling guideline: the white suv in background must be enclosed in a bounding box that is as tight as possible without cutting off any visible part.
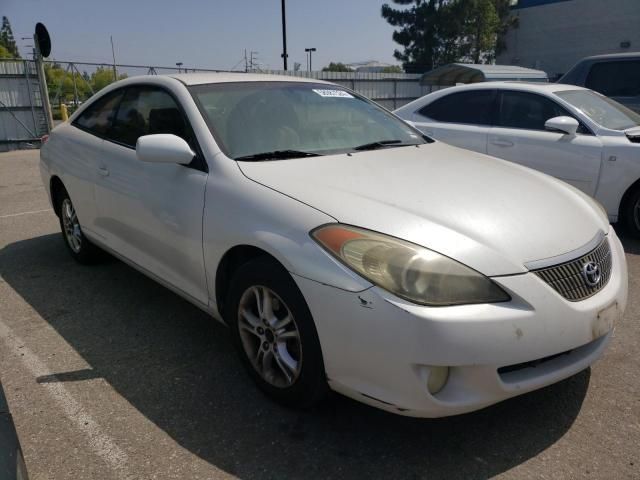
[395,82,640,235]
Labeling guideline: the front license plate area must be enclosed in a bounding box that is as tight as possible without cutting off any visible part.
[593,302,619,339]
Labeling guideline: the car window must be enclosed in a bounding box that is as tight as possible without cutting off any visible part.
[109,87,193,148]
[586,61,640,97]
[73,89,124,136]
[417,90,495,125]
[555,89,640,131]
[497,91,578,131]
[190,82,426,159]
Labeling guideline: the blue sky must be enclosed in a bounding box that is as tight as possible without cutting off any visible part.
[4,0,401,70]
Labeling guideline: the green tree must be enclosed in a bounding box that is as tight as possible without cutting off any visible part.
[44,64,126,103]
[44,63,92,104]
[381,1,454,73]
[0,16,20,58]
[322,62,353,72]
[492,0,519,61]
[91,66,127,91]
[381,0,516,72]
[0,44,11,59]
[458,0,518,63]
[381,65,404,73]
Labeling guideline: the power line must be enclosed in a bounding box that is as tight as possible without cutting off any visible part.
[228,54,246,71]
[249,51,259,71]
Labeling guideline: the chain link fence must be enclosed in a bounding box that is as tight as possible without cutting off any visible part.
[1,59,432,151]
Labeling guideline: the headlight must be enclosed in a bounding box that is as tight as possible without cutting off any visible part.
[311,224,510,306]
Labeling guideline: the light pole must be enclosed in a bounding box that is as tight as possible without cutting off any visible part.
[176,62,183,73]
[305,48,316,72]
[281,0,288,70]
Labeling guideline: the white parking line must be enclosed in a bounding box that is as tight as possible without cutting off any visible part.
[0,318,134,479]
[0,209,51,219]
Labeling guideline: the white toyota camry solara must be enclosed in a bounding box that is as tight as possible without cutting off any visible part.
[40,74,628,417]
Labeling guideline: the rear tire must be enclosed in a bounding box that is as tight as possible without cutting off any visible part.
[225,256,328,408]
[56,188,103,264]
[622,186,640,237]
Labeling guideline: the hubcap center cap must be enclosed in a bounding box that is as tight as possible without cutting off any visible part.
[265,329,275,343]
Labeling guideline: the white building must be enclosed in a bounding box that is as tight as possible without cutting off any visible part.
[497,0,640,79]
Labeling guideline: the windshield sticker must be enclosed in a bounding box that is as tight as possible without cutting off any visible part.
[312,89,354,98]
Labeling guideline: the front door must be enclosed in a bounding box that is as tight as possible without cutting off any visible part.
[487,90,603,196]
[94,85,209,304]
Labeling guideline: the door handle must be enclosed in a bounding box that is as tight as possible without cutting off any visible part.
[98,166,110,177]
[490,138,514,147]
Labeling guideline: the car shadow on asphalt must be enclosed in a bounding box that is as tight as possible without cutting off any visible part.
[0,233,592,480]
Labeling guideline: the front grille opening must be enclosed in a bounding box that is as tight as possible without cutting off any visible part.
[533,238,611,302]
[498,349,572,375]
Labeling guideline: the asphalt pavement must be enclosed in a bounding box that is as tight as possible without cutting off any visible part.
[0,149,638,480]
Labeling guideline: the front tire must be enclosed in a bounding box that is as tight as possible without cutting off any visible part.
[623,186,640,237]
[57,188,102,264]
[225,256,328,408]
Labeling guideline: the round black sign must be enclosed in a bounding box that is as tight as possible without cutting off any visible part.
[35,23,51,58]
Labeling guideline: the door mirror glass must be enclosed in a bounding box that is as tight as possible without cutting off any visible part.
[544,116,579,135]
[136,134,195,165]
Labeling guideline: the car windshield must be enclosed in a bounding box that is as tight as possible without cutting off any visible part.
[555,89,640,131]
[189,81,426,160]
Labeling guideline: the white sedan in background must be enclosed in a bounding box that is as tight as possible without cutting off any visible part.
[395,82,640,235]
[40,74,627,417]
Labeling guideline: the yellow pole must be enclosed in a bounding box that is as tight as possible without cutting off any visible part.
[60,103,68,122]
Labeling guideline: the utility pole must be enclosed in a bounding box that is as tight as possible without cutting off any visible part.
[33,33,53,132]
[249,51,258,71]
[244,49,248,72]
[281,0,288,70]
[110,36,117,81]
[305,48,316,72]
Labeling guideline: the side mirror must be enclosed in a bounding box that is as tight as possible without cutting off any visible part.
[136,134,195,165]
[544,116,579,135]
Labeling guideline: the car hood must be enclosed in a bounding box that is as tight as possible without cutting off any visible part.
[238,143,608,276]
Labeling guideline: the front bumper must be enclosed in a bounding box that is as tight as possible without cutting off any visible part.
[294,227,628,417]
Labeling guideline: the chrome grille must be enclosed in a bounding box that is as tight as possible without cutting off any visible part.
[533,238,612,301]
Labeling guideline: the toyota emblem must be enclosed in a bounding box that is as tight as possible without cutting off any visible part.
[582,261,601,287]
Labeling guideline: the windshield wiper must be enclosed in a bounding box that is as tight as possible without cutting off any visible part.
[235,150,322,161]
[353,140,419,151]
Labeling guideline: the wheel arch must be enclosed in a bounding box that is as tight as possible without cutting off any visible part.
[215,244,289,318]
[49,175,67,218]
[618,177,640,223]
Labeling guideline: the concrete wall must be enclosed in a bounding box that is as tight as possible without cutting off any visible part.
[497,0,640,78]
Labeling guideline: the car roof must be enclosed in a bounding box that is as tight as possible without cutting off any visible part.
[575,52,640,62]
[434,81,590,94]
[166,72,332,86]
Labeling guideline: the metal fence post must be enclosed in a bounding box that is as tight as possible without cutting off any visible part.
[393,78,398,110]
[23,60,38,135]
[34,44,53,132]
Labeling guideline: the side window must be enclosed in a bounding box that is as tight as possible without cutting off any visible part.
[73,90,124,136]
[497,91,577,131]
[109,87,193,148]
[417,90,495,125]
[586,61,640,97]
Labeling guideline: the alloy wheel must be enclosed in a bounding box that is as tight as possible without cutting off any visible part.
[237,285,302,388]
[62,198,82,253]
